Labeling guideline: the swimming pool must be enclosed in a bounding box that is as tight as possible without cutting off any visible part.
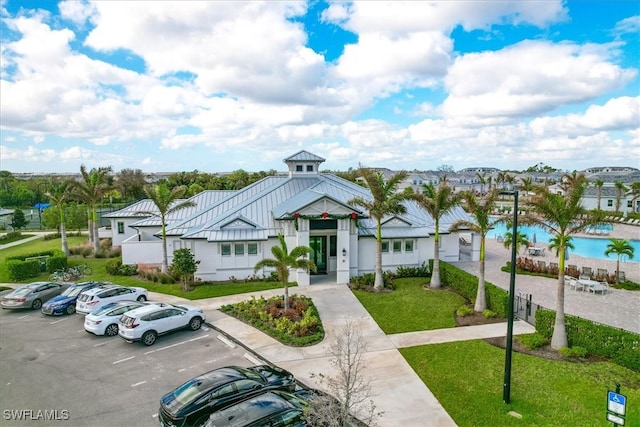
[487,223,639,263]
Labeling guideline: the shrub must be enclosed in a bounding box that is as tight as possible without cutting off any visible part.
[395,261,430,278]
[482,309,497,319]
[456,305,474,317]
[6,259,41,281]
[350,271,395,290]
[43,233,62,241]
[517,333,548,350]
[558,346,588,358]
[105,258,138,276]
[536,309,639,371]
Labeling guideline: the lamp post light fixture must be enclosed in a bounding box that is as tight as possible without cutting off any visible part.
[501,188,519,404]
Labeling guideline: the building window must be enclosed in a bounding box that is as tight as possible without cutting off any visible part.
[393,241,402,253]
[607,200,613,207]
[296,165,303,172]
[221,244,231,256]
[234,243,244,256]
[405,240,414,252]
[329,235,337,257]
[117,222,124,234]
[248,243,258,255]
[306,165,314,172]
[628,200,633,208]
[381,241,389,253]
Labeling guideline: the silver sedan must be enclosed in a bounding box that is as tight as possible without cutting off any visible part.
[0,282,68,310]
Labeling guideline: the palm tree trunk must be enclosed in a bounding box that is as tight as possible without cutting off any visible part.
[430,235,441,288]
[60,223,69,256]
[161,237,169,273]
[92,212,100,253]
[474,239,486,312]
[374,238,384,291]
[551,250,568,349]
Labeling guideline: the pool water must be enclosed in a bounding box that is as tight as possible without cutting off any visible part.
[487,223,639,263]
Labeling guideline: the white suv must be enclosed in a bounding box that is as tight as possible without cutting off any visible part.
[118,303,205,346]
[76,285,148,315]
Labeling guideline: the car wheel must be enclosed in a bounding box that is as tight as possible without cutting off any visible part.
[105,324,119,337]
[31,299,42,310]
[189,316,202,331]
[65,305,76,315]
[136,295,147,302]
[142,330,157,346]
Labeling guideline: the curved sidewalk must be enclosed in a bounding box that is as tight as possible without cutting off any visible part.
[149,284,535,427]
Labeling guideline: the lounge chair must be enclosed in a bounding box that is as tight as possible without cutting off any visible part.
[537,261,546,270]
[596,268,608,281]
[581,266,592,278]
[616,271,626,282]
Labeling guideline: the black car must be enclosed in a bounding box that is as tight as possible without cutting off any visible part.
[159,365,296,427]
[202,390,307,427]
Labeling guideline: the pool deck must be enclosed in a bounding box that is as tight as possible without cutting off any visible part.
[452,222,640,334]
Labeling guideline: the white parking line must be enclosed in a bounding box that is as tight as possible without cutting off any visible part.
[217,334,236,349]
[201,326,210,331]
[152,413,158,418]
[178,368,186,372]
[94,342,107,347]
[131,381,146,387]
[143,334,209,355]
[50,318,68,325]
[244,353,264,365]
[113,356,136,365]
[18,315,29,319]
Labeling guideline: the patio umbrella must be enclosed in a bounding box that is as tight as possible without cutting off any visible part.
[531,233,536,245]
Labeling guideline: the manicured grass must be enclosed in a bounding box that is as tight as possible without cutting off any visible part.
[0,236,289,300]
[352,278,467,334]
[401,340,640,427]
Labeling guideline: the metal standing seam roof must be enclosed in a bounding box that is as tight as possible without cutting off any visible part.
[283,150,326,163]
[111,170,472,242]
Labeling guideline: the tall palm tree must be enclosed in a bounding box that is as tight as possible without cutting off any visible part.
[254,233,317,310]
[451,189,501,312]
[522,173,605,349]
[475,172,487,194]
[604,238,634,283]
[593,179,604,210]
[45,182,72,256]
[519,177,535,204]
[411,182,462,288]
[614,181,629,214]
[136,184,196,273]
[348,168,410,291]
[71,166,113,253]
[503,229,529,255]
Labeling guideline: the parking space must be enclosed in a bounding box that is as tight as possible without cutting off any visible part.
[0,306,254,427]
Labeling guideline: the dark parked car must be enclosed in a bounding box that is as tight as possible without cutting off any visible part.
[41,282,107,316]
[202,390,307,427]
[1,282,69,310]
[159,365,296,427]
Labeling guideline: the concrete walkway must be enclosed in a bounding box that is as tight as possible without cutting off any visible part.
[146,285,535,427]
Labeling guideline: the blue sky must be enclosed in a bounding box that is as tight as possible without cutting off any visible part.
[1,1,638,174]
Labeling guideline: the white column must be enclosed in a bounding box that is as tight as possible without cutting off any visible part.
[336,218,351,284]
[294,218,310,286]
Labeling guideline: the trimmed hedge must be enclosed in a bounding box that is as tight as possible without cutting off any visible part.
[6,259,41,281]
[536,309,640,371]
[439,261,509,317]
[6,250,67,280]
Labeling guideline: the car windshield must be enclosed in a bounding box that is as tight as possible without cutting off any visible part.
[164,379,211,414]
[93,303,119,315]
[119,315,136,327]
[11,288,33,296]
[62,286,86,297]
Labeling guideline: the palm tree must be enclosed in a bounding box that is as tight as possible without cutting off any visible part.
[522,172,606,349]
[475,172,487,194]
[136,184,196,273]
[629,182,640,213]
[348,168,410,291]
[593,179,604,210]
[519,177,535,204]
[411,181,462,288]
[45,182,72,256]
[503,229,529,255]
[254,233,317,310]
[604,238,634,283]
[71,165,113,253]
[614,181,629,214]
[451,189,501,312]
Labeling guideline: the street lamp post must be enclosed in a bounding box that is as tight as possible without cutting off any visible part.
[502,189,518,404]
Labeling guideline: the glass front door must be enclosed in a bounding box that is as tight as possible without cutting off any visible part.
[309,236,327,274]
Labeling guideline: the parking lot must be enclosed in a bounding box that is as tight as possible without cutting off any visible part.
[0,303,254,427]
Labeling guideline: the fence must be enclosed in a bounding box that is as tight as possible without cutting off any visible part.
[514,289,542,326]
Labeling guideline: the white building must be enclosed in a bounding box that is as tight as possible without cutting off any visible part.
[104,151,474,285]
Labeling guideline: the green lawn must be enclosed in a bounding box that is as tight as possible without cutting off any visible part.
[401,340,640,427]
[0,236,289,299]
[352,277,467,333]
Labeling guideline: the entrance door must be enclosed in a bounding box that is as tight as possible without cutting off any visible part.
[309,236,327,274]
